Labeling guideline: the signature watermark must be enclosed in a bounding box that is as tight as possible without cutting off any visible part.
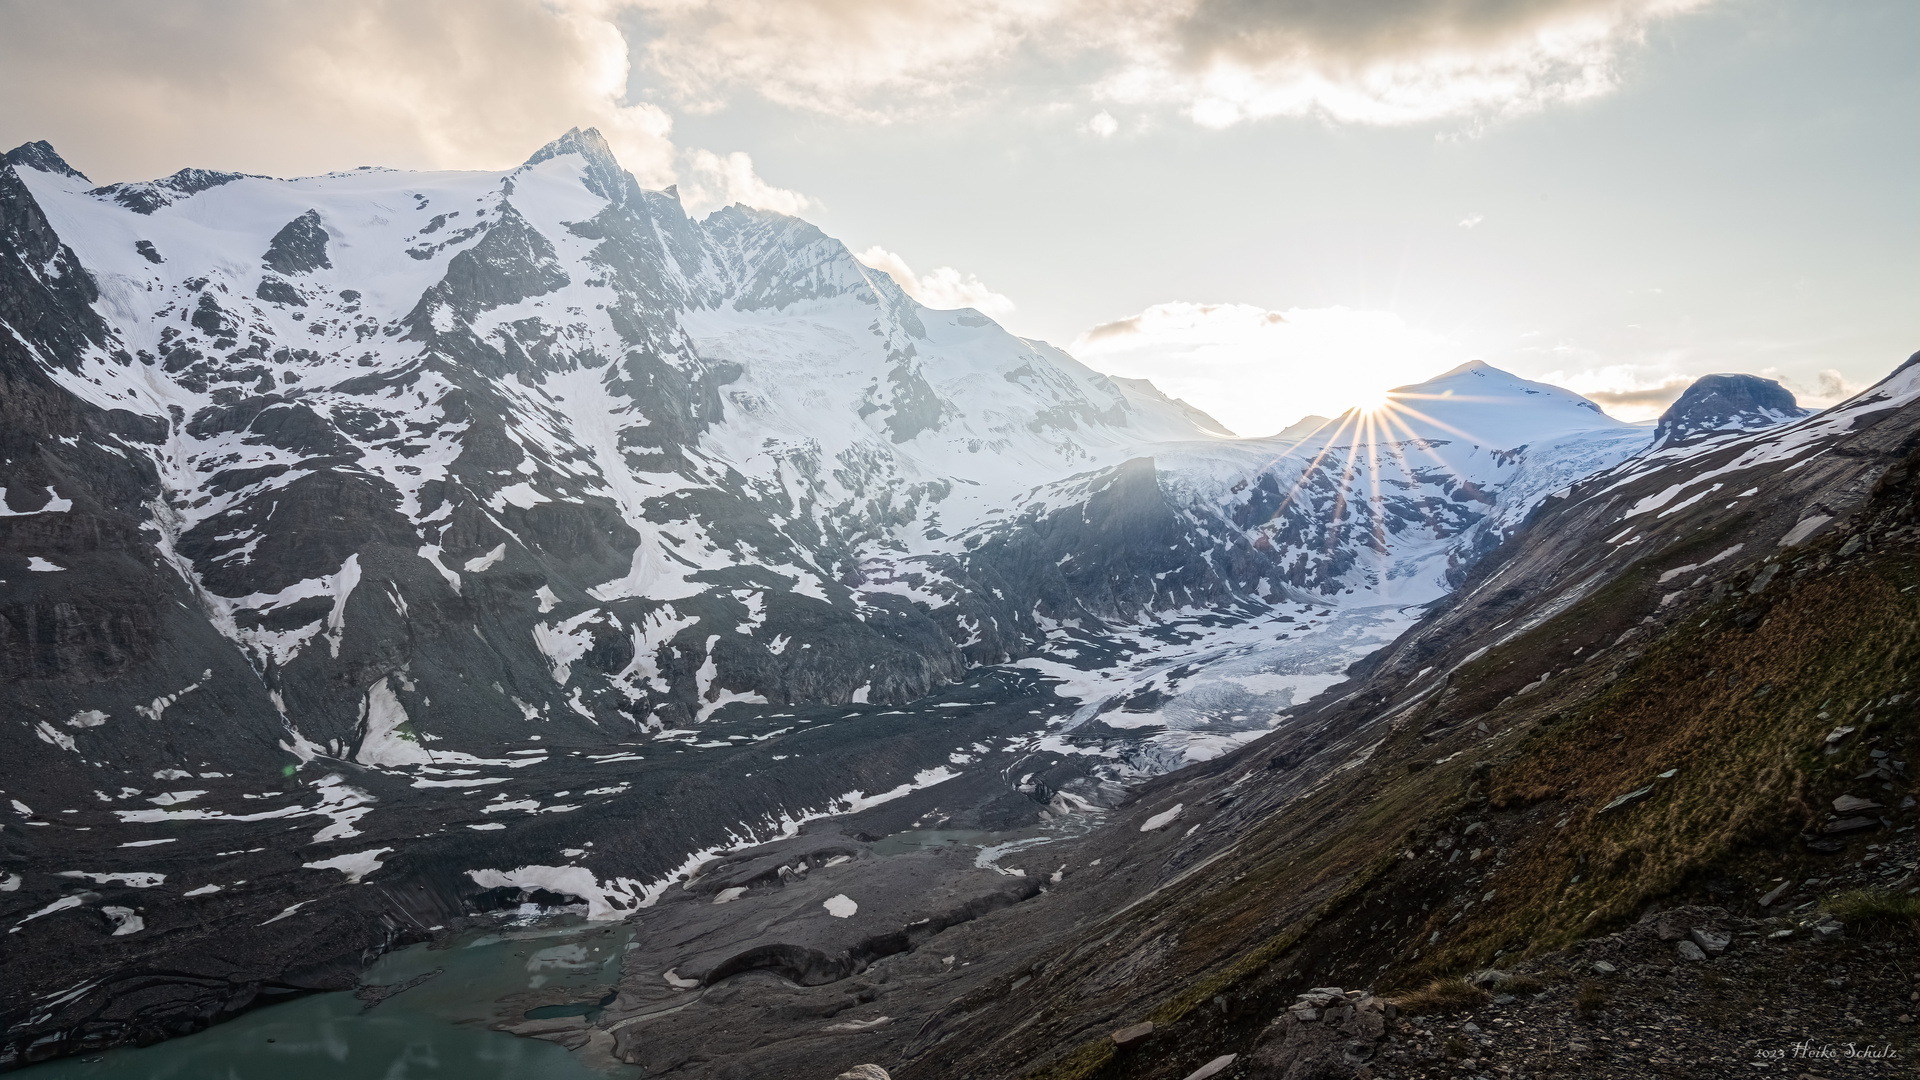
[1751,1041,1904,1063]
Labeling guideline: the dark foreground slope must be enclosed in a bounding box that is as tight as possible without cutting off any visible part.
[516,361,1917,1079]
[895,358,1920,1080]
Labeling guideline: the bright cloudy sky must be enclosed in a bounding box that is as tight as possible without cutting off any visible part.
[1,0,1913,436]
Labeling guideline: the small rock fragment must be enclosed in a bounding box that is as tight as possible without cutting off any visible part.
[833,1067,891,1080]
[1599,784,1655,814]
[1676,940,1707,962]
[1758,881,1790,907]
[1689,927,1731,954]
[1182,1054,1236,1080]
[1112,1021,1154,1048]
[1821,816,1879,835]
[1590,960,1617,975]
[1832,795,1884,814]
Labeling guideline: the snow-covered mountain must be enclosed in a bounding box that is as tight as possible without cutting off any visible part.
[2,128,1866,1066]
[0,128,1664,782]
[0,129,1229,768]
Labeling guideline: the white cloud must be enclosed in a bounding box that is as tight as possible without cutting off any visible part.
[0,1,1717,189]
[1771,367,1867,410]
[0,1,825,223]
[854,246,1017,319]
[626,0,1067,121]
[0,0,679,185]
[1071,302,1470,437]
[1459,213,1485,228]
[622,0,1713,128]
[1529,354,1868,423]
[1543,370,1691,421]
[1099,1,1713,128]
[679,149,812,215]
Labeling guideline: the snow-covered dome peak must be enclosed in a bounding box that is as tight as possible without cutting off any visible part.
[1301,361,1629,452]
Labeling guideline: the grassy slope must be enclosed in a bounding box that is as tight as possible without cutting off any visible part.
[991,447,1919,1080]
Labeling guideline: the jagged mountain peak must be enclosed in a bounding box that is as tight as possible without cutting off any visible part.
[699,202,924,322]
[3,139,88,182]
[521,125,634,206]
[1654,372,1807,445]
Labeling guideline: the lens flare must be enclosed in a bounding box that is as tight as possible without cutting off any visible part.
[1354,389,1397,415]
[1240,381,1516,605]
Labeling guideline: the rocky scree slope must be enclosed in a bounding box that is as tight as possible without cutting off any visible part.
[775,355,1917,1080]
[460,351,1914,1079]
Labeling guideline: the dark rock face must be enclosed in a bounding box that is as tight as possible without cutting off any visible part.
[405,202,568,327]
[4,140,88,181]
[92,168,255,215]
[1654,372,1808,444]
[261,209,332,275]
[256,275,305,306]
[0,165,108,370]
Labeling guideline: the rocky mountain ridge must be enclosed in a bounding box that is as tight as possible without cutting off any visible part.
[0,128,1661,791]
[1654,372,1810,445]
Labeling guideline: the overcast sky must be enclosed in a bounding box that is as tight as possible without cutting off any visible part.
[1,0,1913,435]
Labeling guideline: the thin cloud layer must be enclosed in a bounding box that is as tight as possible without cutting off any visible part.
[1072,303,1470,437]
[855,247,1018,319]
[625,0,1711,127]
[1141,0,1710,126]
[0,0,1709,190]
[1581,377,1695,409]
[1538,363,1693,421]
[0,0,815,219]
[0,0,678,184]
[1545,363,1871,423]
[624,0,1057,121]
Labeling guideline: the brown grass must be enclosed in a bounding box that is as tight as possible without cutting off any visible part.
[1389,978,1491,1016]
[1827,889,1920,939]
[1497,973,1544,996]
[1574,980,1610,1021]
[1407,548,1920,979]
